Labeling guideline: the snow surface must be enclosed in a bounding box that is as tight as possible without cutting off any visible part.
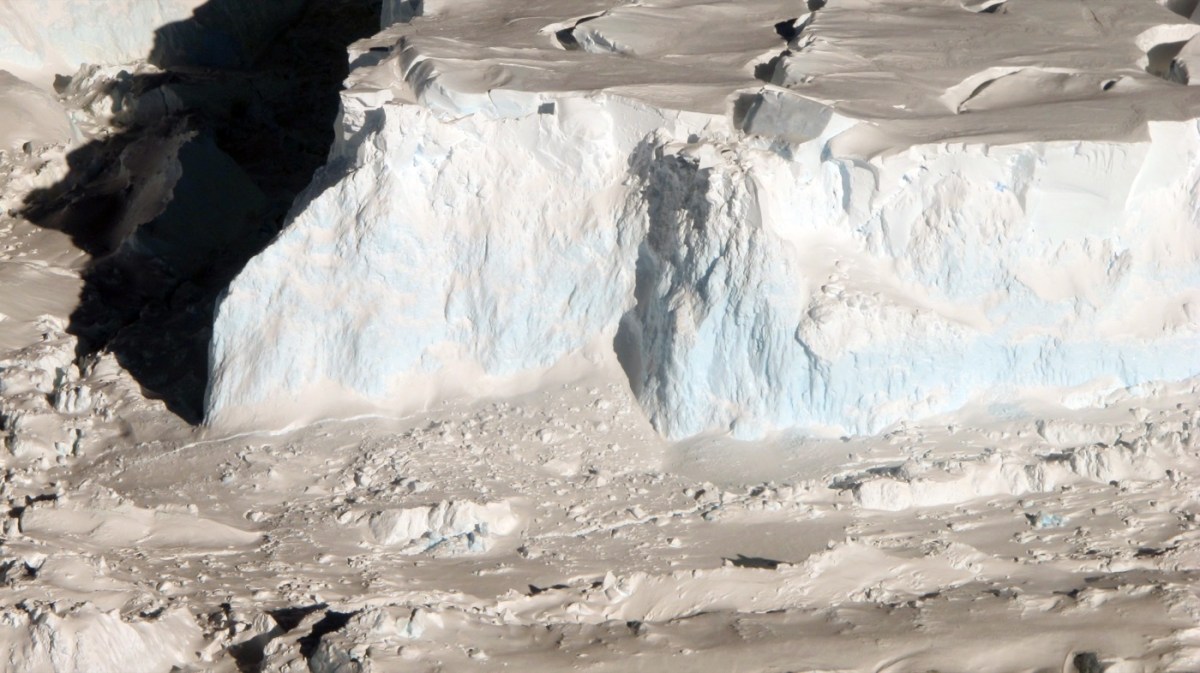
[0,71,73,152]
[0,0,203,81]
[0,0,306,83]
[210,0,1200,439]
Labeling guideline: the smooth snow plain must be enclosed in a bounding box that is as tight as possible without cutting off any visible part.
[2,0,1200,672]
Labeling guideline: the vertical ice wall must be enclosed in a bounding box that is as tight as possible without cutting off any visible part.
[206,95,694,425]
[619,122,1200,437]
[207,63,1200,438]
[205,0,1200,439]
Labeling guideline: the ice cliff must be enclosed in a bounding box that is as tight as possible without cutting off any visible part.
[208,0,1200,439]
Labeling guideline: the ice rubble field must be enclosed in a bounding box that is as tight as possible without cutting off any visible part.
[3,0,1200,672]
[210,0,1200,440]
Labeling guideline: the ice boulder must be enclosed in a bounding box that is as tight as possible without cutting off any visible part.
[366,500,519,554]
[208,0,1200,439]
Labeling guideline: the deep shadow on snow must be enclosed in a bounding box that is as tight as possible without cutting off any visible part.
[19,0,382,422]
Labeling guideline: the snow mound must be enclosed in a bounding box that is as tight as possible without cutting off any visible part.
[497,541,989,624]
[19,495,262,549]
[0,603,201,673]
[208,0,1200,439]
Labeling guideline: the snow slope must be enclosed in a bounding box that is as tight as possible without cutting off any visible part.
[209,0,1200,439]
[0,0,202,80]
[0,0,306,83]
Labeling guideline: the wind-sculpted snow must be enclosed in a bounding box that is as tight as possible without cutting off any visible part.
[209,0,1200,439]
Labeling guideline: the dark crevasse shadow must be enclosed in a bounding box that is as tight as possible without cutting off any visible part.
[19,0,383,422]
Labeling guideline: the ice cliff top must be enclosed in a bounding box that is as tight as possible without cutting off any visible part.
[356,0,1200,152]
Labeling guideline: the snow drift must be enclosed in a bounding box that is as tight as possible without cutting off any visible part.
[208,0,1200,439]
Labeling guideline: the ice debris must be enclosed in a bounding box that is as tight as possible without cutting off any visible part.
[1029,511,1067,529]
[366,500,519,554]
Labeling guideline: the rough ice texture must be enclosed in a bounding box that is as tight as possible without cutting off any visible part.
[0,604,202,672]
[365,500,519,554]
[209,0,1200,439]
[381,0,423,28]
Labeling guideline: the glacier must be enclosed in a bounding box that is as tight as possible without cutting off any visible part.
[208,0,1200,439]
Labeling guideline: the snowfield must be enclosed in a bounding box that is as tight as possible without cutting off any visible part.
[2,0,1200,672]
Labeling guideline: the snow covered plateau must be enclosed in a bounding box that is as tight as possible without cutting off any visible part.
[209,0,1200,440]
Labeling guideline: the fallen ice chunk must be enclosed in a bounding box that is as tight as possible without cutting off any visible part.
[367,500,519,554]
[1028,511,1067,529]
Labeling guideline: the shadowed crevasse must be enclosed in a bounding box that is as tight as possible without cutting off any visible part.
[19,0,383,421]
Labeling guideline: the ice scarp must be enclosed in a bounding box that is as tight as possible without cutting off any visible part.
[940,67,1111,114]
[840,415,1190,511]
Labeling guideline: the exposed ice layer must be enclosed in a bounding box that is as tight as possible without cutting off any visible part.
[207,95,689,424]
[621,121,1200,438]
[381,0,425,28]
[208,0,1200,439]
[0,0,306,81]
[1171,35,1200,85]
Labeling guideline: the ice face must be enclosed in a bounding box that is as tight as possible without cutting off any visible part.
[205,95,680,426]
[207,0,1200,439]
[619,123,1200,438]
